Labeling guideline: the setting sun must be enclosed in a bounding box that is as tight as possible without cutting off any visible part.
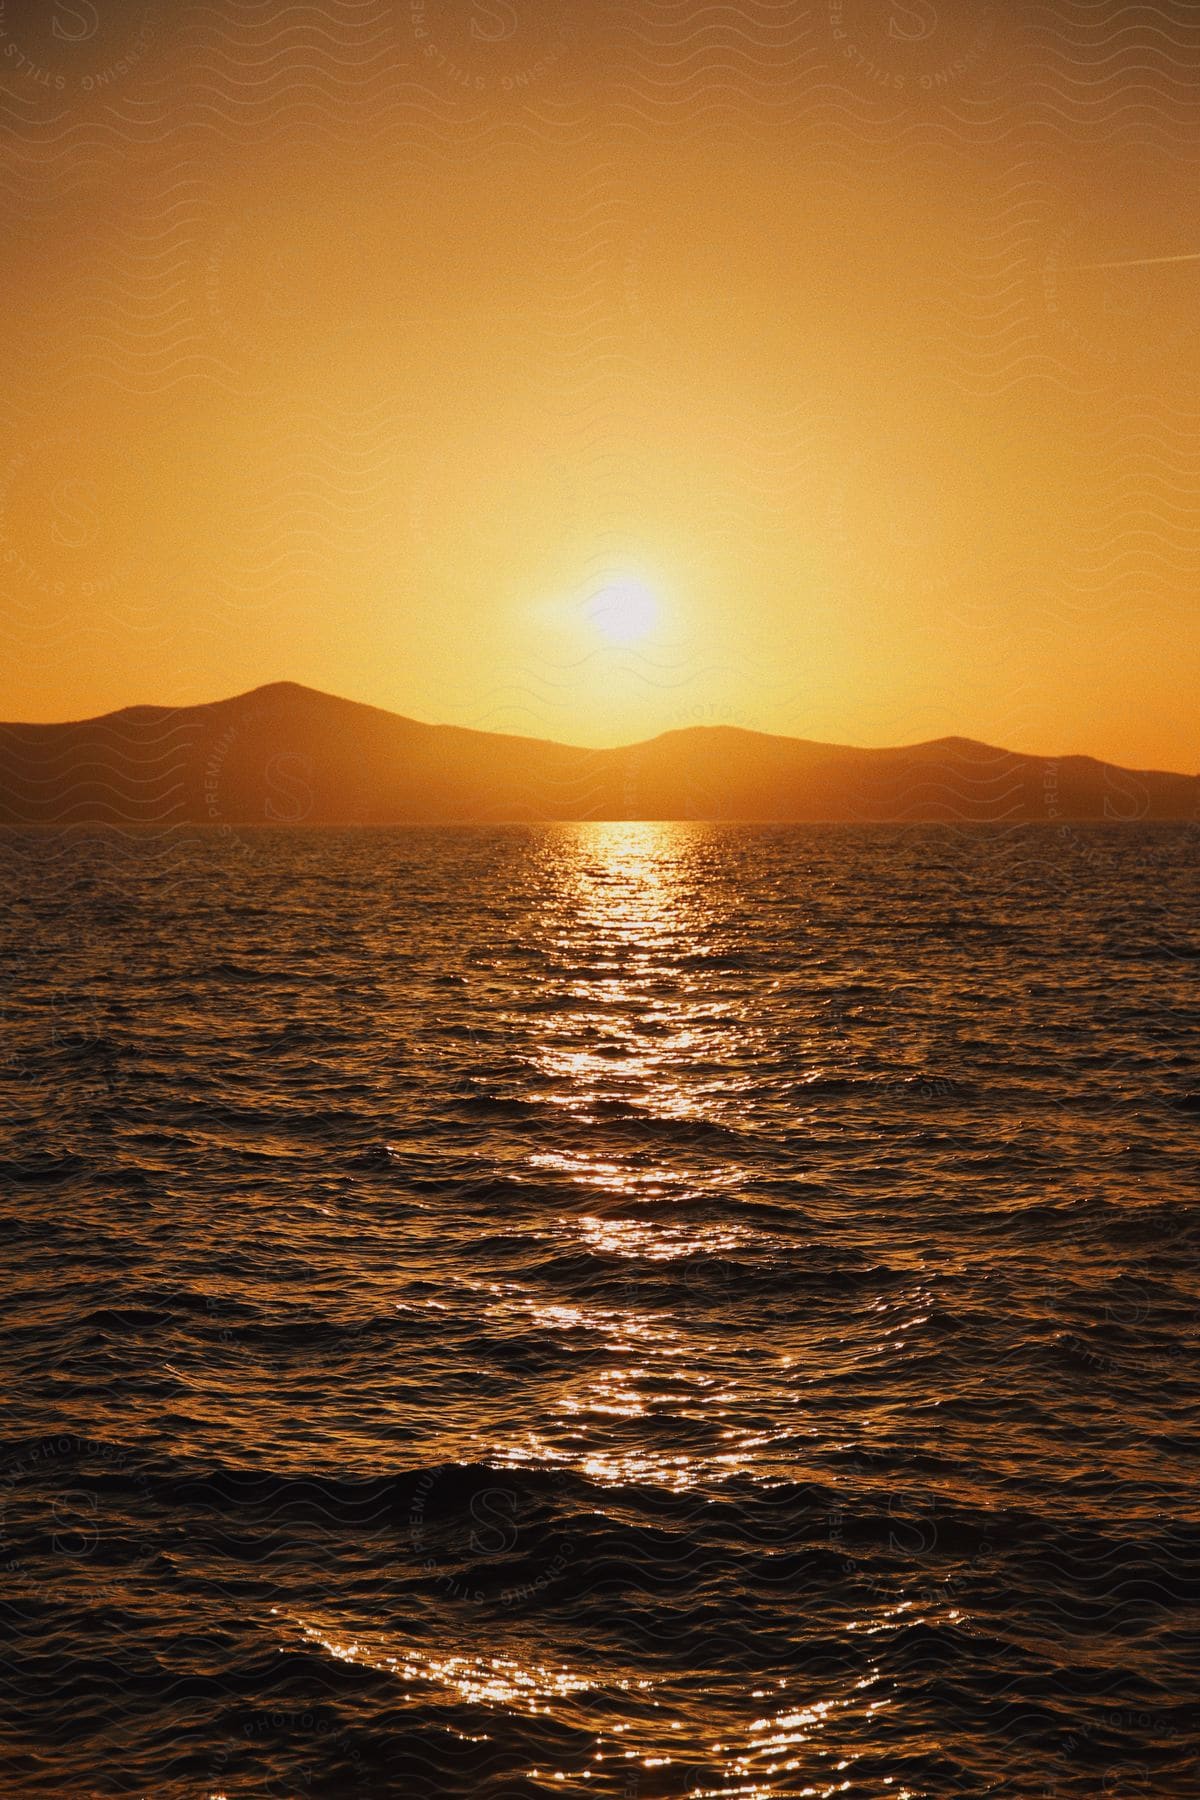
[585,579,660,647]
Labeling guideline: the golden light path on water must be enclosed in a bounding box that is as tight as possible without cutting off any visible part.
[473,825,896,1794]
[485,823,771,1492]
[275,826,909,1797]
[280,1614,896,1800]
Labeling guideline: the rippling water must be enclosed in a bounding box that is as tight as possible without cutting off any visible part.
[1,824,1197,1797]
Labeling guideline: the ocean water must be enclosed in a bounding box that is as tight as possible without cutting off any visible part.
[1,823,1196,1798]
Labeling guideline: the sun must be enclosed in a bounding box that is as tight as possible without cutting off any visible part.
[586,579,659,645]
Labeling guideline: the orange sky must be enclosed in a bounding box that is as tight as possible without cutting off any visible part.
[1,0,1198,769]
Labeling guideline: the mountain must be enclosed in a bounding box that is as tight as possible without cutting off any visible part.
[0,682,1194,825]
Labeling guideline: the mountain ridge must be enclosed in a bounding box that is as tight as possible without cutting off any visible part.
[0,682,1195,824]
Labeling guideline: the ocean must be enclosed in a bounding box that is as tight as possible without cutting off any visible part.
[1,823,1196,1797]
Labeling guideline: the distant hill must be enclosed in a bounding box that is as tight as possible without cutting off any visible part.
[0,682,1195,825]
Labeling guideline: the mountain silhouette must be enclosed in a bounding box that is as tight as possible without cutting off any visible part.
[0,682,1194,825]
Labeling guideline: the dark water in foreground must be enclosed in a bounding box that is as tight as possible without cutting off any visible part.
[1,824,1197,1798]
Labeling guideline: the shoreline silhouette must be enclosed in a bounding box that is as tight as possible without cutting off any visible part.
[0,681,1195,825]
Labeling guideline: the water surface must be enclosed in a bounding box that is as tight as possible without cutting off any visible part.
[1,824,1197,1795]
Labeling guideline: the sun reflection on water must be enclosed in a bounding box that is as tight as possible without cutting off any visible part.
[349,826,927,1792]
[459,823,789,1497]
[286,1610,895,1799]
[271,826,959,1795]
